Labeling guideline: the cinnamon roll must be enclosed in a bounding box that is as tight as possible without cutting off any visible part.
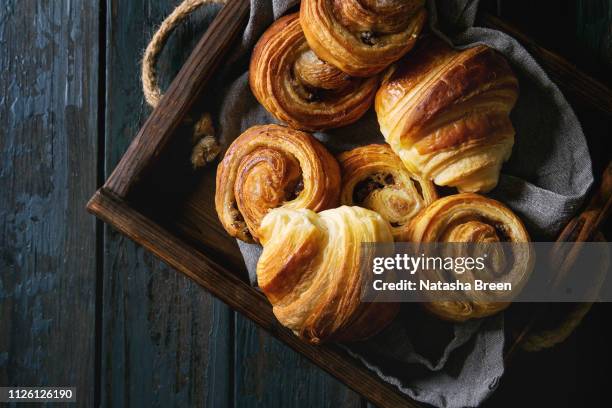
[249,13,378,131]
[215,124,341,243]
[300,0,427,77]
[257,206,399,344]
[407,193,533,321]
[376,36,519,193]
[338,144,437,241]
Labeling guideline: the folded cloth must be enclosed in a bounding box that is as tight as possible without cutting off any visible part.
[202,1,594,406]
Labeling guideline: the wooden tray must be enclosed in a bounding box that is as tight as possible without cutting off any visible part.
[87,2,612,407]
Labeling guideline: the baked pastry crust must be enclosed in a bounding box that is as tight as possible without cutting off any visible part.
[300,0,427,77]
[338,144,437,241]
[407,193,533,321]
[249,13,378,131]
[215,124,340,243]
[376,36,519,193]
[257,206,399,344]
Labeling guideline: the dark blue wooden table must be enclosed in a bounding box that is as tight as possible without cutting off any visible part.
[1,1,611,407]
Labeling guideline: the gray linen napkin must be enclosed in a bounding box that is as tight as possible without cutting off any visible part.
[203,1,594,407]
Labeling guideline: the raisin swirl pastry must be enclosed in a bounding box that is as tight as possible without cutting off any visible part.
[300,0,427,77]
[257,206,399,344]
[338,144,437,241]
[407,193,533,321]
[215,124,341,243]
[376,36,519,193]
[249,13,378,131]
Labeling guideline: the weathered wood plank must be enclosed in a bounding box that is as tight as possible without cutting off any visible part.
[490,0,612,89]
[104,0,249,198]
[576,0,612,71]
[482,13,612,116]
[0,0,98,405]
[102,1,231,406]
[234,318,364,408]
[573,0,612,178]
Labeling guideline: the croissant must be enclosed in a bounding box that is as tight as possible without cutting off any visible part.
[249,13,378,131]
[257,206,399,344]
[375,36,519,193]
[338,144,437,241]
[215,124,341,243]
[300,0,427,77]
[407,193,533,321]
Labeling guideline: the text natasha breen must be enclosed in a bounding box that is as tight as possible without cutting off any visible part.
[372,279,513,292]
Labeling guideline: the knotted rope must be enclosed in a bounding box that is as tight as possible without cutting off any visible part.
[142,0,226,167]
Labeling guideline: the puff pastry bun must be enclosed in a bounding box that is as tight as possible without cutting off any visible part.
[300,0,427,77]
[249,13,378,131]
[215,124,340,243]
[407,193,533,321]
[376,36,519,193]
[257,206,399,344]
[338,144,437,241]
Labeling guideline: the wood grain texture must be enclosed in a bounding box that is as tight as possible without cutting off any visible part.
[176,170,249,276]
[576,0,612,70]
[486,1,612,86]
[234,318,363,408]
[104,0,250,198]
[483,13,612,116]
[88,190,421,408]
[102,1,230,406]
[0,1,98,405]
[572,0,612,178]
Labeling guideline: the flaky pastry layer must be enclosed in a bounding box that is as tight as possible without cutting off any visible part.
[250,13,378,131]
[338,143,437,241]
[215,124,340,242]
[376,36,519,193]
[407,193,533,321]
[300,0,427,77]
[257,206,399,344]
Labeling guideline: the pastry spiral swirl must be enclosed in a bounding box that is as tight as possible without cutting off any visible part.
[407,193,533,321]
[376,36,519,193]
[215,124,341,243]
[250,13,378,131]
[300,0,427,77]
[338,144,437,241]
[257,206,399,344]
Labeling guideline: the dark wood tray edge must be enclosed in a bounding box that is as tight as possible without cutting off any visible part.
[87,188,424,408]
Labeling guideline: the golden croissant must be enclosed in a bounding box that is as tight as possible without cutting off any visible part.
[338,144,437,241]
[300,0,427,77]
[215,124,340,243]
[249,13,378,131]
[407,193,533,321]
[257,206,399,344]
[376,36,519,193]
